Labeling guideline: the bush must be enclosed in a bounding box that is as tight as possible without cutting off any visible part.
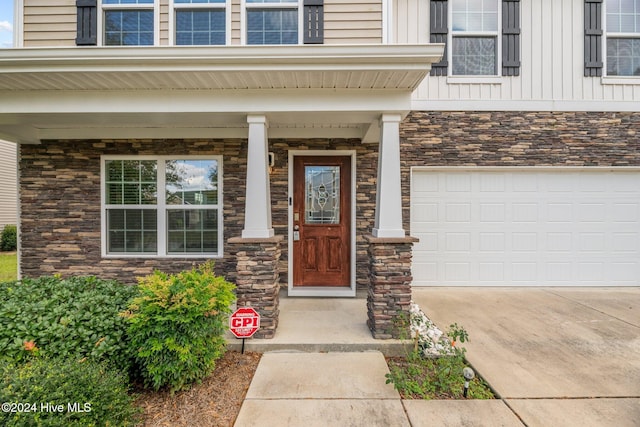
[0,276,138,372]
[0,224,16,252]
[0,357,140,427]
[124,261,236,392]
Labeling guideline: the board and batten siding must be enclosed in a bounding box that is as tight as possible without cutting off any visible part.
[394,0,640,108]
[0,140,17,229]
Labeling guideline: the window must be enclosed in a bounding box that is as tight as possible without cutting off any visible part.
[246,0,298,44]
[606,0,640,76]
[451,0,500,75]
[174,0,227,45]
[430,0,520,77]
[103,0,155,46]
[102,156,223,257]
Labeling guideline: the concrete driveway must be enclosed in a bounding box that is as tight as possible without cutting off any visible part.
[412,287,640,427]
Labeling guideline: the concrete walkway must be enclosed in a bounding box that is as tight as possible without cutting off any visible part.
[233,288,640,426]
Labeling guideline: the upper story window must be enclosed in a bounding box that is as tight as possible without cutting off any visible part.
[174,0,227,45]
[77,0,322,46]
[246,0,299,44]
[102,156,223,257]
[103,0,155,46]
[606,0,640,76]
[451,0,499,75]
[429,0,520,78]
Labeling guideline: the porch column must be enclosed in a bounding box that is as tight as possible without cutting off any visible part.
[228,114,280,340]
[373,113,405,238]
[242,114,274,238]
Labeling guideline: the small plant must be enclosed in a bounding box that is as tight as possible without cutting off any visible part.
[0,357,140,427]
[124,261,236,393]
[386,302,494,399]
[0,224,17,252]
[0,275,137,371]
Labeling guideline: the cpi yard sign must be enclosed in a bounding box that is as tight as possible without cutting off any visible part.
[229,307,260,338]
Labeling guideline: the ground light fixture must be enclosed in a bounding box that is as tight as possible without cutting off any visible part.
[462,367,475,398]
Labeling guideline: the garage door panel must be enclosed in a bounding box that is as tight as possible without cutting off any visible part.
[613,203,639,222]
[479,263,504,282]
[578,204,607,222]
[446,174,472,191]
[480,203,506,222]
[411,169,640,286]
[613,233,639,252]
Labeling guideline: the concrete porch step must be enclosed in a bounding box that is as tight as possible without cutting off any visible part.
[226,291,409,356]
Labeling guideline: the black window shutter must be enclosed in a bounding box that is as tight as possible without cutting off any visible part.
[584,0,603,77]
[303,0,324,44]
[430,0,448,76]
[502,0,520,76]
[76,0,97,46]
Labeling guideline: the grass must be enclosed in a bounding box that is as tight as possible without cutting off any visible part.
[0,252,17,282]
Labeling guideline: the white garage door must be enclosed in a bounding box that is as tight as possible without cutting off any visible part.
[411,169,640,286]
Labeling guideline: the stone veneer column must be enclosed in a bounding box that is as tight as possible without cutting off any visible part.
[365,235,418,339]
[227,236,283,339]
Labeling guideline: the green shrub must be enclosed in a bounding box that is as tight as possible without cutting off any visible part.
[0,357,140,427]
[125,261,236,392]
[0,224,17,252]
[0,276,138,371]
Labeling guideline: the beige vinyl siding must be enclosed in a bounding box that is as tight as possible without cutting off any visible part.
[0,141,17,229]
[23,0,77,47]
[324,0,382,44]
[396,0,640,106]
[231,0,241,45]
[160,0,169,45]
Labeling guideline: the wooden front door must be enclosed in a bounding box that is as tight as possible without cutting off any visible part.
[293,156,351,287]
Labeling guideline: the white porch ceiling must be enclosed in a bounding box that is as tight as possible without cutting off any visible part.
[0,44,444,143]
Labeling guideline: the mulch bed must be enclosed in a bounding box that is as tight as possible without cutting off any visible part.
[135,351,262,427]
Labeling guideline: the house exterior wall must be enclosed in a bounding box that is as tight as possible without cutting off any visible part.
[396,0,640,107]
[18,138,377,284]
[325,0,383,44]
[23,0,76,47]
[0,140,17,229]
[21,0,384,47]
[399,111,640,232]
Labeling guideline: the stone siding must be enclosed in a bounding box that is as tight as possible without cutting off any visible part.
[19,138,377,286]
[400,111,640,231]
[19,139,247,282]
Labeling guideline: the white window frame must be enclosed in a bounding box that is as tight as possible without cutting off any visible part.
[603,0,640,80]
[98,0,160,46]
[170,0,231,45]
[448,0,502,80]
[100,155,224,258]
[241,0,302,45]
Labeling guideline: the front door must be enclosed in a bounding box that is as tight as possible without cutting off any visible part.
[293,156,351,287]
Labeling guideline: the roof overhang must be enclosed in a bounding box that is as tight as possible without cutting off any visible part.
[0,44,444,143]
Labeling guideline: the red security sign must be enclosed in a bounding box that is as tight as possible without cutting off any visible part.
[229,307,260,338]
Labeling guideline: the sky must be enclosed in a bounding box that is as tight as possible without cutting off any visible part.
[0,0,13,48]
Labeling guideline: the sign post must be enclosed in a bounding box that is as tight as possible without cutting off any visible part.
[229,307,261,353]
